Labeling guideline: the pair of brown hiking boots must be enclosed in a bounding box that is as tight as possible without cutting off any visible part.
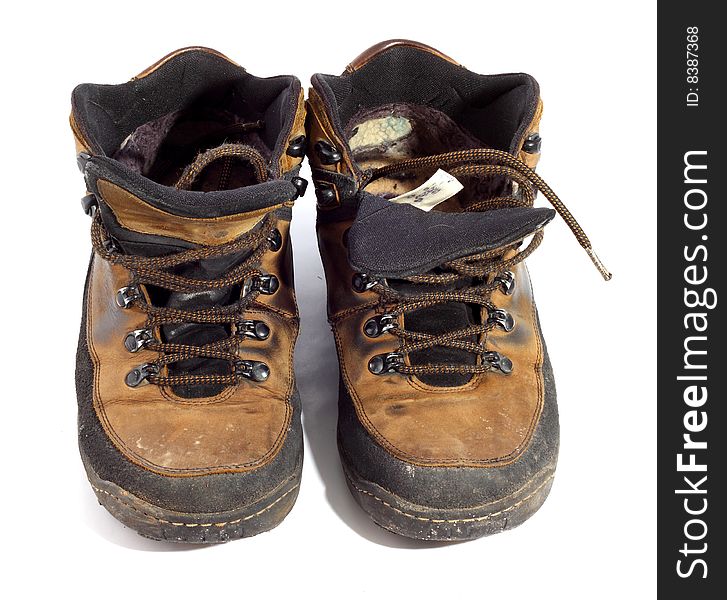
[72,41,609,543]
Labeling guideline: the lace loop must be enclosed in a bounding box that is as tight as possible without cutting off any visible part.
[365,234,539,376]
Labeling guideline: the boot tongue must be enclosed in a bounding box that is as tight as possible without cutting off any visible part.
[88,145,288,399]
[348,193,555,278]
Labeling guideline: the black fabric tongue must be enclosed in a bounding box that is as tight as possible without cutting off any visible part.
[348,193,555,278]
[348,193,555,387]
[100,145,272,399]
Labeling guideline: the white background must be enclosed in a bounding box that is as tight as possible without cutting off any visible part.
[1,1,656,598]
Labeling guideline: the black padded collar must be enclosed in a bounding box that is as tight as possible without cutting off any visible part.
[72,49,301,166]
[85,156,298,218]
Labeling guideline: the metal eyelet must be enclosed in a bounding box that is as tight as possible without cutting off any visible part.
[496,271,516,296]
[368,352,404,375]
[243,274,279,297]
[484,351,513,374]
[77,152,91,173]
[291,176,308,198]
[102,237,121,254]
[235,360,270,382]
[267,228,282,252]
[236,320,270,341]
[124,328,154,353]
[315,140,342,165]
[286,135,307,158]
[352,273,378,293]
[125,363,159,387]
[522,133,542,154]
[487,307,515,332]
[363,313,397,338]
[81,193,98,217]
[315,183,338,208]
[255,274,279,295]
[115,285,140,308]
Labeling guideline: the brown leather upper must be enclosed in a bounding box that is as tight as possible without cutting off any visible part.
[309,77,547,468]
[96,179,288,246]
[85,200,298,476]
[74,47,305,477]
[317,221,544,468]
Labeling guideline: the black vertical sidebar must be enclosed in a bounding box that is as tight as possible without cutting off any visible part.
[658,3,724,597]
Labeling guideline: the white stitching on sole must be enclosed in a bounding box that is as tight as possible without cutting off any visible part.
[92,484,299,528]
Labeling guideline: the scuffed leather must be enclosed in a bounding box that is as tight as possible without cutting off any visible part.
[86,218,298,476]
[309,45,551,472]
[96,179,289,246]
[318,218,545,468]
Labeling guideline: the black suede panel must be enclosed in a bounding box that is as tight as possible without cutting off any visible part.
[348,193,554,279]
[337,332,558,510]
[76,261,303,513]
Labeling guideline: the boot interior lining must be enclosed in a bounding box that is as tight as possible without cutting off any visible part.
[113,104,271,189]
[316,44,539,155]
[72,50,299,175]
[344,102,506,211]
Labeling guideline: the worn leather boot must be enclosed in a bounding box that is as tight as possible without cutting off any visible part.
[308,40,610,540]
[71,48,307,542]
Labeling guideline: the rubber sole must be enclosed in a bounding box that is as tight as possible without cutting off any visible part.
[340,451,556,541]
[82,450,302,543]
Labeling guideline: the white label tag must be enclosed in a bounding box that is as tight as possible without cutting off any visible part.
[387,169,464,212]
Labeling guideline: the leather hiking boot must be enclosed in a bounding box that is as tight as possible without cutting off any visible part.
[308,40,610,540]
[71,48,307,542]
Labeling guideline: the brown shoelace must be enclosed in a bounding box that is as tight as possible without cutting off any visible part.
[91,213,278,387]
[175,143,268,190]
[349,148,610,376]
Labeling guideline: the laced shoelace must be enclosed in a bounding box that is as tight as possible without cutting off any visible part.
[91,212,279,387]
[347,148,611,376]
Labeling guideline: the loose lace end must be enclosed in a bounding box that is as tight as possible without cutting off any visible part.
[365,147,614,282]
[586,247,612,281]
